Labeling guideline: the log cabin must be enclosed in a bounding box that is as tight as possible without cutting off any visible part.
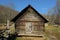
[11,5,48,37]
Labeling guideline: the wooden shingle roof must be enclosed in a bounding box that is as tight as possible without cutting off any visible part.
[11,5,48,23]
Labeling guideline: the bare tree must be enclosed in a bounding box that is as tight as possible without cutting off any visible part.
[47,7,57,24]
[47,0,60,25]
[54,0,60,25]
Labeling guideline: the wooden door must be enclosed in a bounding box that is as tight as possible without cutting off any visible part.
[25,22,33,34]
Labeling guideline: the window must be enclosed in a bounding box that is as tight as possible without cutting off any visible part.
[25,22,33,34]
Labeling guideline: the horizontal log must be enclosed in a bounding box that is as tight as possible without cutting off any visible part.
[17,34,44,37]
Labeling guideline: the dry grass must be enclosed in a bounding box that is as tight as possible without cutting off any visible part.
[0,25,6,30]
[45,25,60,40]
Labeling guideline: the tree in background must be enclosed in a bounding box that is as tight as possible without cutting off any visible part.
[47,0,60,25]
[55,0,60,25]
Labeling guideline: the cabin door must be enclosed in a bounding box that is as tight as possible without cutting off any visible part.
[25,22,33,34]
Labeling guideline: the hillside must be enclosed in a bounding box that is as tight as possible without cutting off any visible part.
[0,5,18,23]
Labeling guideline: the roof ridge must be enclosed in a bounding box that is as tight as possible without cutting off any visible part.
[11,5,48,23]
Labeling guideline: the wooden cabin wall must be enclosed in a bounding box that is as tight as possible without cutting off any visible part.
[15,7,45,35]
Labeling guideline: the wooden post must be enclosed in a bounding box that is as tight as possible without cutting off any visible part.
[6,20,10,35]
[7,20,9,29]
